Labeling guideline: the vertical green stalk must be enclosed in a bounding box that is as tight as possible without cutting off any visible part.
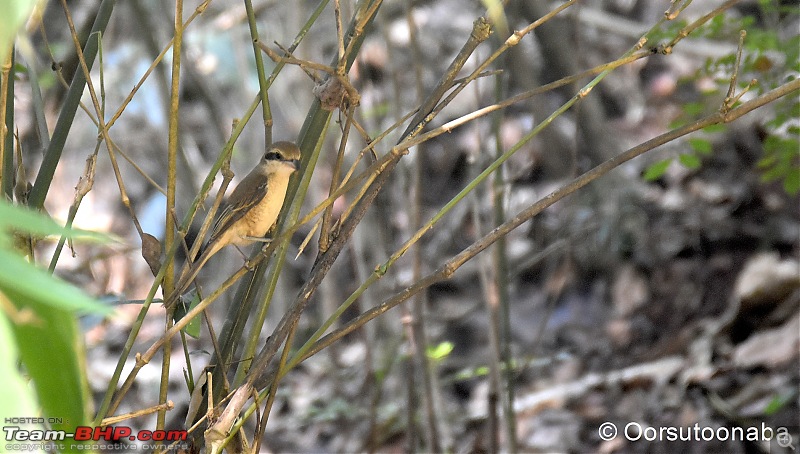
[161,0,184,429]
[405,3,441,450]
[244,0,272,144]
[490,69,516,453]
[1,48,13,200]
[404,3,424,449]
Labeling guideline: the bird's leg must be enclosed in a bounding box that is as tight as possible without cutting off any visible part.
[237,245,258,271]
[244,237,277,270]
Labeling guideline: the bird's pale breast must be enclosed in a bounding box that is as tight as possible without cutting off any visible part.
[231,173,292,245]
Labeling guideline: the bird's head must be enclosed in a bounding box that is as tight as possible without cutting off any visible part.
[263,141,301,175]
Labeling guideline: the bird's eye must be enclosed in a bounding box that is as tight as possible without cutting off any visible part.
[264,151,281,160]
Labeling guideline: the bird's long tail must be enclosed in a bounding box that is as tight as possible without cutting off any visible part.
[163,240,222,309]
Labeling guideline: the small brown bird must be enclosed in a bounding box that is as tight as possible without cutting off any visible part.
[165,141,301,309]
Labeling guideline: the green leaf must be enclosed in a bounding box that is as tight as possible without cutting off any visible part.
[5,287,95,450]
[643,159,672,181]
[0,202,114,315]
[679,153,702,169]
[426,341,454,361]
[763,392,795,416]
[0,201,108,452]
[0,201,112,245]
[0,0,39,63]
[174,292,202,338]
[783,168,800,195]
[480,0,507,34]
[668,119,684,130]
[757,155,777,169]
[0,313,40,431]
[688,138,713,155]
[760,167,782,183]
[682,102,705,116]
[701,124,727,134]
[0,250,112,315]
